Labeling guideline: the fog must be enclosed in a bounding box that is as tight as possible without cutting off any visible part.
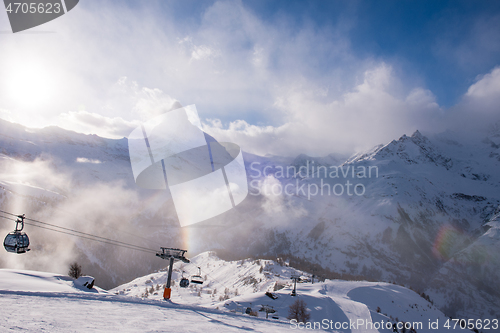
[0,156,174,289]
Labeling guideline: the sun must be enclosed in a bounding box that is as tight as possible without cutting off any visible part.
[4,61,56,109]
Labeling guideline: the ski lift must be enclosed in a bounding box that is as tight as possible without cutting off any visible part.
[190,266,203,285]
[180,271,189,288]
[3,214,30,254]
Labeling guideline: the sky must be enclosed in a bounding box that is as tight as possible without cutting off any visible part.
[0,0,499,156]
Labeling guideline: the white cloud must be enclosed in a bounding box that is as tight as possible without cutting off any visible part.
[76,158,102,164]
[203,64,443,156]
[58,111,140,139]
[56,76,184,138]
[0,0,361,132]
[465,67,500,99]
[106,77,180,122]
[444,66,500,131]
[0,0,498,156]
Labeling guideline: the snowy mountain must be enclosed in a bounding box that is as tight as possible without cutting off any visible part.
[0,118,499,324]
[1,252,469,333]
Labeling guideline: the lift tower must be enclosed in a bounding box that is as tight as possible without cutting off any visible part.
[156,247,189,300]
[291,275,301,296]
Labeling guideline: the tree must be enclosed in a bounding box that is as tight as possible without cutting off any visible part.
[68,262,82,279]
[287,299,310,323]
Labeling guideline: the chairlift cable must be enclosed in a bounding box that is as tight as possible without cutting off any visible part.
[0,191,166,249]
[24,217,157,253]
[0,209,156,252]
[23,222,156,253]
[0,211,156,254]
[0,214,154,253]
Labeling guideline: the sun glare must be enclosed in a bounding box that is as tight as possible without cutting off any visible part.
[5,61,56,109]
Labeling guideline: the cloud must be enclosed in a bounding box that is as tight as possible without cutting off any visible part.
[0,0,361,132]
[444,66,500,131]
[203,63,443,156]
[0,156,150,288]
[56,76,185,138]
[0,0,498,157]
[58,110,140,139]
[105,77,181,122]
[76,157,102,164]
[255,175,307,221]
[465,67,500,100]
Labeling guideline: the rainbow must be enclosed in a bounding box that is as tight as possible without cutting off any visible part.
[432,224,490,266]
[432,225,463,261]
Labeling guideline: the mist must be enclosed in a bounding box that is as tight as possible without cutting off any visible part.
[0,154,178,289]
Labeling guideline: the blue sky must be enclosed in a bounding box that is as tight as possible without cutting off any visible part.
[0,0,499,156]
[154,0,500,106]
[240,0,500,107]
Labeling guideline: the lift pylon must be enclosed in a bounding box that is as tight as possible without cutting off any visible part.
[291,275,301,296]
[156,247,189,300]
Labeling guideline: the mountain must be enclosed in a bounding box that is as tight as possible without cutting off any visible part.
[0,118,499,324]
[1,252,466,333]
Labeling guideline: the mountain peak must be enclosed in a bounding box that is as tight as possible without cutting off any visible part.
[412,130,423,138]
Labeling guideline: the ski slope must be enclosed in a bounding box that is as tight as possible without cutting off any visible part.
[0,268,291,333]
[0,252,470,332]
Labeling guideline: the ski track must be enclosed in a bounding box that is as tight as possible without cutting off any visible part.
[0,290,294,333]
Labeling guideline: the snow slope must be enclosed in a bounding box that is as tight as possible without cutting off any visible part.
[0,269,106,293]
[109,252,466,333]
[0,267,293,333]
[0,253,469,333]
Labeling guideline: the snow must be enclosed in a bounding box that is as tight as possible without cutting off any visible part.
[0,293,291,333]
[0,267,292,332]
[109,252,464,333]
[0,269,106,293]
[0,253,467,332]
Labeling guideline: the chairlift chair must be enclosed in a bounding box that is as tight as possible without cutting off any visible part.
[3,215,30,254]
[190,266,203,285]
[180,271,190,288]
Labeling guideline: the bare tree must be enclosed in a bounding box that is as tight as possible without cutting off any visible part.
[68,262,82,279]
[287,299,310,323]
